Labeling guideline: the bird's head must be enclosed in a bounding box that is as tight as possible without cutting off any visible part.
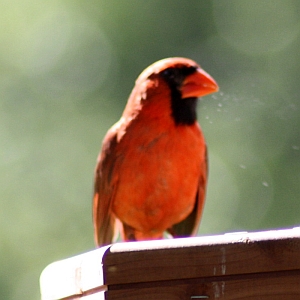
[126,57,219,125]
[137,57,218,99]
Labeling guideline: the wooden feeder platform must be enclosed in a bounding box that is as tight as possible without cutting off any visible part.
[40,227,300,299]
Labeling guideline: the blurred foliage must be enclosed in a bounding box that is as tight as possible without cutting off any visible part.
[1,0,300,299]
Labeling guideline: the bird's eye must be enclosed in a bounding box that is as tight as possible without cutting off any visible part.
[161,68,176,79]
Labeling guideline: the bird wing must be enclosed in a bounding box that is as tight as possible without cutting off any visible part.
[168,145,208,237]
[93,127,120,247]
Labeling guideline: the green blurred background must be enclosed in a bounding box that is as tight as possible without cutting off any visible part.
[1,0,300,299]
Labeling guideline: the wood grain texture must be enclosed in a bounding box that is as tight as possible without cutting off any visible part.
[106,270,300,300]
[40,228,300,299]
[103,228,300,285]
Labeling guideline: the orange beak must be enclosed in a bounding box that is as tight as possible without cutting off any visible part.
[181,68,219,99]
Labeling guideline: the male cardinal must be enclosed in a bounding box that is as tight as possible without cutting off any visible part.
[93,57,218,247]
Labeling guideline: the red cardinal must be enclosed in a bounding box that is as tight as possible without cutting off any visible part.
[93,57,218,247]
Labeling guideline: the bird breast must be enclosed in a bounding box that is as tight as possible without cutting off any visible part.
[111,119,206,233]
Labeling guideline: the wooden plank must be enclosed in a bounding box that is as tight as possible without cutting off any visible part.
[40,228,300,299]
[106,270,300,300]
[103,228,300,285]
[40,246,110,300]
